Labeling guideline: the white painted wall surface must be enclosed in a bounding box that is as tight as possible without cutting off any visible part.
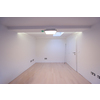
[66,23,100,84]
[36,38,66,63]
[0,24,36,84]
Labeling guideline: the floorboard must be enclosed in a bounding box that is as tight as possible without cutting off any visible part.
[9,63,91,84]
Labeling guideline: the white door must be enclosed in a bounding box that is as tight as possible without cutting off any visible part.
[66,35,77,71]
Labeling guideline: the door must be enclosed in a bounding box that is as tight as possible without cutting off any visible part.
[66,35,77,71]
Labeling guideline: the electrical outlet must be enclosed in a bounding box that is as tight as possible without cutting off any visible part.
[94,73,96,76]
[91,72,94,75]
[97,75,100,79]
[91,72,96,76]
[30,59,34,63]
[44,58,47,60]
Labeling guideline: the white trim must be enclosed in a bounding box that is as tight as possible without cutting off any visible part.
[36,62,65,63]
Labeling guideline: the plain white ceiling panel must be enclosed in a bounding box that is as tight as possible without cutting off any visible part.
[0,17,100,38]
[0,17,100,26]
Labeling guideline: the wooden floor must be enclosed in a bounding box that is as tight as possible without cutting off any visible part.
[9,63,91,84]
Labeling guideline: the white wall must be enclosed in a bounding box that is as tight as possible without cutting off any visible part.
[36,38,66,63]
[66,23,100,84]
[0,24,36,84]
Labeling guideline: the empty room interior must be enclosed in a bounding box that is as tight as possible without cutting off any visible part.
[0,17,100,84]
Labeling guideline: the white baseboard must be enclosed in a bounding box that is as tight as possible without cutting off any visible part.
[36,62,65,63]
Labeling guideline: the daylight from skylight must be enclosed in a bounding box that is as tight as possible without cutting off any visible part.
[53,32,64,36]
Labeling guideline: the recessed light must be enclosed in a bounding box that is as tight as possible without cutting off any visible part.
[17,32,26,34]
[45,29,57,34]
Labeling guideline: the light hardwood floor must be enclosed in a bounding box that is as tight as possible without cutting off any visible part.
[9,63,91,84]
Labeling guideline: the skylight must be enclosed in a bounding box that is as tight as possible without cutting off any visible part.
[53,32,64,36]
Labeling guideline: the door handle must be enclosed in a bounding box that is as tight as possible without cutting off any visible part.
[73,52,76,55]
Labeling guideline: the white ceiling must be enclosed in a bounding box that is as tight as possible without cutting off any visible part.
[0,17,100,26]
[0,17,100,38]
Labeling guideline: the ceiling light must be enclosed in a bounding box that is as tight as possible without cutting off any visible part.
[45,29,57,34]
[17,32,26,34]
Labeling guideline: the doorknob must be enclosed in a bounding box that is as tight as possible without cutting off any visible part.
[73,52,76,55]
